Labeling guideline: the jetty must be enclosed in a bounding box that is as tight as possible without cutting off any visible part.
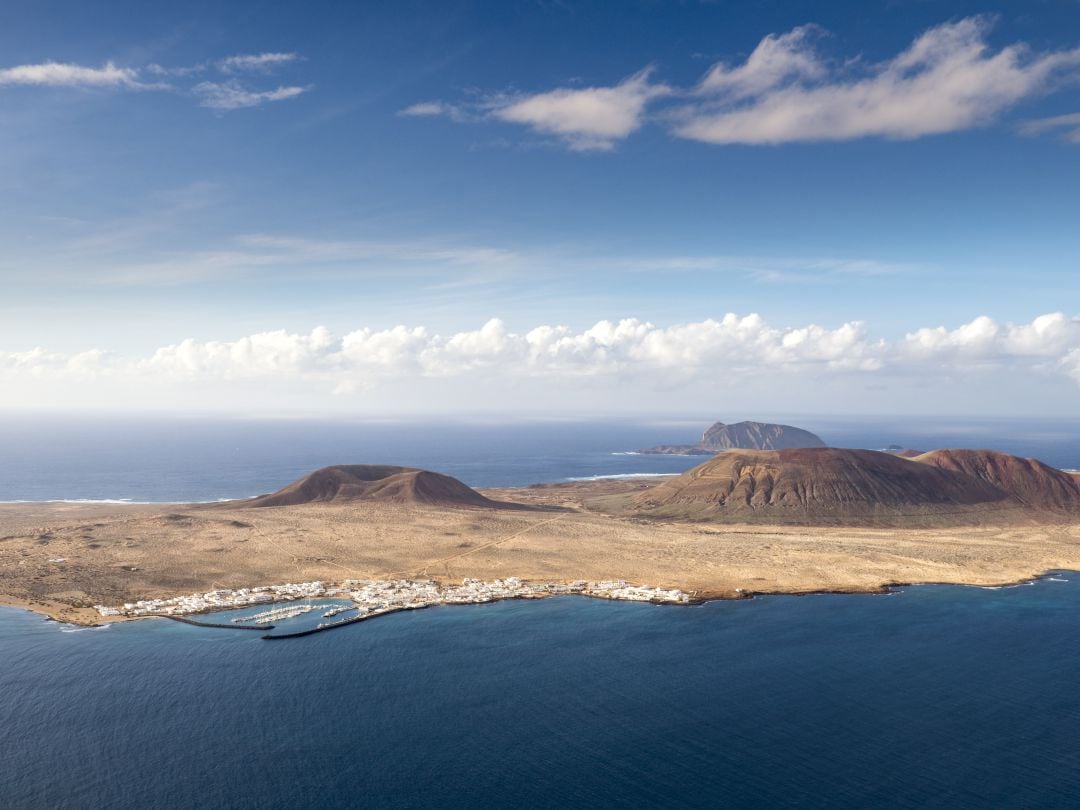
[161,615,273,631]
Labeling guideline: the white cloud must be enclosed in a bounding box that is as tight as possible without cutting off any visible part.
[1020,111,1080,143]
[218,52,300,73]
[5,314,1079,400]
[398,101,472,123]
[401,68,671,151]
[192,81,308,110]
[900,312,1080,367]
[1064,348,1080,382]
[147,62,207,78]
[144,327,335,379]
[0,347,109,378]
[698,24,826,98]
[0,54,308,111]
[675,17,1080,144]
[0,61,141,88]
[492,68,671,150]
[404,17,1080,148]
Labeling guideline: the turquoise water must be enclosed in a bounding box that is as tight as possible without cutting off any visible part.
[3,577,1080,808]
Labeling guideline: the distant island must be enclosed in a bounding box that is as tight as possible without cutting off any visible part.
[1,449,1079,627]
[639,420,827,455]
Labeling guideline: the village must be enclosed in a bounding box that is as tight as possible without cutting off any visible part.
[94,577,691,620]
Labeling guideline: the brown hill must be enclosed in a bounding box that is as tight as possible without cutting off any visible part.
[912,449,1080,511]
[245,465,506,509]
[639,420,826,455]
[621,447,1040,526]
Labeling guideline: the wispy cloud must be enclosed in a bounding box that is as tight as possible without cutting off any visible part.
[1019,112,1080,143]
[403,17,1080,149]
[607,254,908,283]
[0,61,143,88]
[399,68,670,151]
[80,232,521,285]
[0,52,308,112]
[399,100,474,123]
[674,17,1080,145]
[192,81,308,110]
[218,52,301,73]
[492,68,671,151]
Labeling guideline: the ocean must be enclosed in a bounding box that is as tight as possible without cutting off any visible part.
[1,413,1079,502]
[2,579,1080,808]
[2,415,1080,808]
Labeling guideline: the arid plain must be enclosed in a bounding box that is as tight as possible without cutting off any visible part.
[4,474,1080,626]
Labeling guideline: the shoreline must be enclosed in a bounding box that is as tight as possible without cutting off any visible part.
[4,489,1080,631]
[3,568,1074,630]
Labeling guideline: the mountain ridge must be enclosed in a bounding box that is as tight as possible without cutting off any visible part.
[618,447,1079,525]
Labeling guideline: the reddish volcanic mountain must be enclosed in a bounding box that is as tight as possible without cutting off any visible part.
[624,447,1078,525]
[246,465,506,509]
[912,449,1080,511]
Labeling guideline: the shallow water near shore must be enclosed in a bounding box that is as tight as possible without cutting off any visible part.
[3,576,1080,808]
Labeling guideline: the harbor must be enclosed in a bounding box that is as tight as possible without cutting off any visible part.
[94,576,692,638]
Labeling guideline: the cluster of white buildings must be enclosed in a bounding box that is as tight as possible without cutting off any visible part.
[94,581,327,617]
[95,576,689,619]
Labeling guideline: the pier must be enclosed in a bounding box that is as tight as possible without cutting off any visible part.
[161,615,273,631]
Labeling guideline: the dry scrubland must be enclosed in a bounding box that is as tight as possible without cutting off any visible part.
[3,477,1080,625]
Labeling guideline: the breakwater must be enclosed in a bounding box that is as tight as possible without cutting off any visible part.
[261,604,433,640]
[162,615,273,631]
[261,612,373,639]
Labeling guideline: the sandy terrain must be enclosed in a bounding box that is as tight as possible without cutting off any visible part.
[2,479,1080,625]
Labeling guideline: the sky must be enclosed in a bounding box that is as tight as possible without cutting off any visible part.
[2,0,1079,417]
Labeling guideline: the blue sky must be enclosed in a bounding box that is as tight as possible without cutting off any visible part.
[2,0,1079,415]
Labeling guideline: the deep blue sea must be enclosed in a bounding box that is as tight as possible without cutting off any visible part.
[3,415,1080,808]
[2,579,1080,808]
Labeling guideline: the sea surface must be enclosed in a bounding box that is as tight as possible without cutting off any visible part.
[1,413,1079,501]
[3,578,1080,808]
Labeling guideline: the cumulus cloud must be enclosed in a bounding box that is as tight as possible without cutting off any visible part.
[0,61,142,88]
[404,17,1080,148]
[674,17,1080,144]
[899,312,1080,368]
[1064,348,1080,382]
[5,314,1080,401]
[192,81,308,110]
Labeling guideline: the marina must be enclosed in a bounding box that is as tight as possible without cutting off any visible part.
[95,576,692,639]
[234,603,320,625]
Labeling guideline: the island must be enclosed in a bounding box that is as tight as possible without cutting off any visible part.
[638,419,827,454]
[1,451,1079,628]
